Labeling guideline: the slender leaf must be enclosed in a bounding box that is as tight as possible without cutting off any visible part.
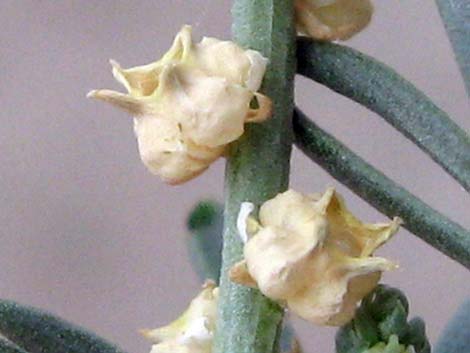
[0,338,29,353]
[186,200,224,283]
[0,300,128,353]
[294,108,470,269]
[434,299,470,353]
[297,37,470,192]
[435,0,470,95]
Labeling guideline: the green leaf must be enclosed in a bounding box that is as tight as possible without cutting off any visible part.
[403,318,431,353]
[294,108,470,270]
[377,303,408,342]
[186,200,224,283]
[0,338,29,353]
[335,286,430,353]
[435,299,470,353]
[435,0,470,95]
[0,300,128,353]
[297,37,470,192]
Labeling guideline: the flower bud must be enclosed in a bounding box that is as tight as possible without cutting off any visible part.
[88,25,270,184]
[142,281,218,353]
[230,188,400,326]
[295,0,373,41]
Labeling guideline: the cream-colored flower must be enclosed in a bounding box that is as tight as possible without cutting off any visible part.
[295,0,373,41]
[142,281,218,353]
[88,25,271,184]
[230,188,400,326]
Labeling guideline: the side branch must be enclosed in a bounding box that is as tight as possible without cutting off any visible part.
[297,37,470,192]
[293,109,470,269]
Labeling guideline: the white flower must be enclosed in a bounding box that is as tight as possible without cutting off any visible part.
[88,25,270,184]
[295,0,373,41]
[230,188,400,326]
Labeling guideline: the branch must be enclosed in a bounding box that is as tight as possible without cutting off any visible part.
[435,0,470,95]
[293,109,470,269]
[297,37,470,192]
[213,1,296,353]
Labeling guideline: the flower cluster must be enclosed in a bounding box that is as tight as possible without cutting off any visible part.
[89,25,270,184]
[295,0,374,41]
[230,188,399,326]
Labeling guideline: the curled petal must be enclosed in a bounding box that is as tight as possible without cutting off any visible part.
[89,25,271,184]
[230,188,399,326]
[142,281,218,351]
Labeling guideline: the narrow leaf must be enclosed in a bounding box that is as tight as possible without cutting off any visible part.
[0,300,128,353]
[297,37,470,192]
[435,0,470,95]
[0,338,29,353]
[294,109,470,269]
[186,200,224,283]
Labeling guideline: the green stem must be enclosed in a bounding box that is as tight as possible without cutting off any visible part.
[213,1,296,353]
[297,37,470,192]
[435,0,470,95]
[294,109,470,269]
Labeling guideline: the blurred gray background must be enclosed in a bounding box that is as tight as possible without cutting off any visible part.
[0,1,468,352]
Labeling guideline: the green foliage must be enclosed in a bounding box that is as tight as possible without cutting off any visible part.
[0,338,29,353]
[335,285,430,353]
[435,0,470,95]
[297,37,470,192]
[434,299,470,353]
[294,108,470,269]
[0,300,127,353]
[187,200,224,283]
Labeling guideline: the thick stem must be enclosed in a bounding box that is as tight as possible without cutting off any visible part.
[213,1,296,353]
[294,109,470,270]
[297,37,470,192]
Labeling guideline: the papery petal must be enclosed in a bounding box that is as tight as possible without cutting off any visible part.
[325,192,401,257]
[89,25,270,184]
[287,254,395,325]
[243,225,324,300]
[295,0,373,41]
[133,116,215,184]
[170,67,254,147]
[142,281,218,343]
[230,187,399,326]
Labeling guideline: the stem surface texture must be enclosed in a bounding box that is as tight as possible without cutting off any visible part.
[297,37,470,192]
[294,109,470,270]
[213,1,296,353]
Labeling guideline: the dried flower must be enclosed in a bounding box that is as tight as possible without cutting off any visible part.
[142,281,218,353]
[230,188,400,326]
[88,25,271,184]
[295,0,373,41]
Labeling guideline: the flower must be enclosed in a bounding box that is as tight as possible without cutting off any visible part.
[230,188,400,326]
[142,281,218,353]
[295,0,373,41]
[88,25,270,184]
